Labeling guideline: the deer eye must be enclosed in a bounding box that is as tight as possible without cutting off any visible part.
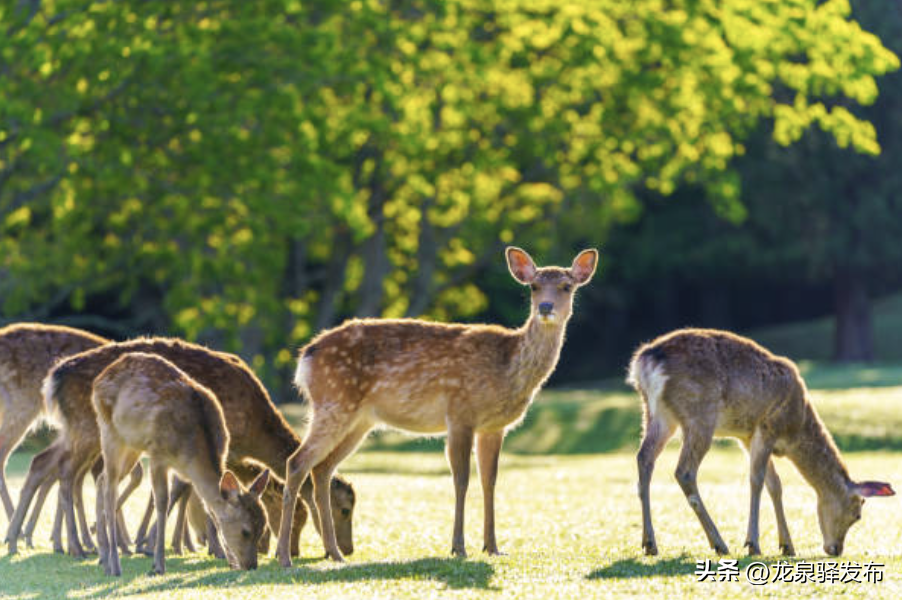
[341,508,351,518]
[530,283,539,292]
[242,529,251,539]
[561,283,573,292]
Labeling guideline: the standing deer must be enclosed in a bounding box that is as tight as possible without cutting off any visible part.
[92,352,269,575]
[628,328,895,557]
[7,336,356,558]
[0,323,108,522]
[277,246,598,565]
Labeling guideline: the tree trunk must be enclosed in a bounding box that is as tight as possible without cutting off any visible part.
[833,266,874,362]
[355,189,389,318]
[406,198,437,317]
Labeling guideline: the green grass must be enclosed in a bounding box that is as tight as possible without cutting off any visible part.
[3,370,902,600]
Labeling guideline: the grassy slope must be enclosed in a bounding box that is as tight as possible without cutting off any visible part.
[751,292,902,362]
[3,368,902,600]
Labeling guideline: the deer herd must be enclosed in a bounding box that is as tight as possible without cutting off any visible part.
[0,247,895,578]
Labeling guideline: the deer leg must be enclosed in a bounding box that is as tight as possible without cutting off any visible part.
[311,421,372,562]
[290,494,307,557]
[277,410,357,567]
[171,490,190,554]
[0,433,15,520]
[6,444,60,554]
[52,486,65,553]
[764,459,795,556]
[182,512,196,553]
[149,460,169,575]
[637,413,677,556]
[95,471,111,572]
[23,477,55,549]
[475,430,504,555]
[744,430,773,556]
[134,493,154,555]
[0,383,31,520]
[299,477,318,538]
[447,423,474,558]
[59,454,89,558]
[74,466,96,553]
[206,516,226,559]
[675,424,728,555]
[113,461,143,551]
[117,461,143,510]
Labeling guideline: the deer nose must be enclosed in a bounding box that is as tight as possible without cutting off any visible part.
[538,302,554,316]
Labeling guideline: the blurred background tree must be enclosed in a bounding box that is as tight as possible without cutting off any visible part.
[1,0,899,398]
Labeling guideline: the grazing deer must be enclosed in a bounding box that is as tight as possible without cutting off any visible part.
[92,352,269,575]
[7,336,356,558]
[171,462,355,557]
[627,328,895,557]
[0,323,108,522]
[277,246,598,565]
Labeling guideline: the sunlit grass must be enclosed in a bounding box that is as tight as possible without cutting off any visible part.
[2,449,900,599]
[3,376,902,599]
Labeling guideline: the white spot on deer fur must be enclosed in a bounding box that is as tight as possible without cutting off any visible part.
[688,494,701,509]
[629,355,669,418]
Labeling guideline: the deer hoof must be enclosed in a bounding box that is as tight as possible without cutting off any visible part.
[483,545,506,556]
[326,550,345,563]
[745,541,761,556]
[642,540,658,556]
[451,546,468,559]
[780,543,795,556]
[713,542,729,556]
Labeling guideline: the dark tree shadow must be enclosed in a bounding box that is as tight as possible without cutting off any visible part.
[18,554,496,598]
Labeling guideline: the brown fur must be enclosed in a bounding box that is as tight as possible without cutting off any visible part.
[276,247,598,564]
[0,323,108,536]
[91,352,269,575]
[6,335,356,557]
[628,328,894,557]
[174,461,356,557]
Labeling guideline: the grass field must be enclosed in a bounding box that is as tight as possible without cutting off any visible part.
[2,364,902,599]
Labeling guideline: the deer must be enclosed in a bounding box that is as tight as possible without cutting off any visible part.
[92,352,270,575]
[627,328,895,558]
[0,323,108,523]
[7,336,356,559]
[166,461,355,557]
[277,246,598,565]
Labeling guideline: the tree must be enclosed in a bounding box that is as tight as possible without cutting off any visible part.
[0,0,896,395]
[731,0,902,361]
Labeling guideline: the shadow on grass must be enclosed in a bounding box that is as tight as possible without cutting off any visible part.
[587,554,697,580]
[587,554,818,581]
[4,553,495,597]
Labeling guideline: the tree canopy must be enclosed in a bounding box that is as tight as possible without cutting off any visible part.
[1,0,897,393]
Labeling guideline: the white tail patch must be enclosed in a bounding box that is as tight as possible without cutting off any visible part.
[294,355,313,394]
[40,371,64,429]
[628,354,669,418]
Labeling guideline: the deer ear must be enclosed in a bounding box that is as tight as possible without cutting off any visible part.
[853,480,895,498]
[249,468,271,498]
[219,470,241,501]
[506,246,537,284]
[570,249,598,285]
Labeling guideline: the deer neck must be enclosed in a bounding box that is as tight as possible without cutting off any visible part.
[189,468,231,519]
[785,403,852,501]
[510,313,567,398]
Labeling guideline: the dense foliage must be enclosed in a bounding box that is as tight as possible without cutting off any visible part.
[1,0,897,392]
